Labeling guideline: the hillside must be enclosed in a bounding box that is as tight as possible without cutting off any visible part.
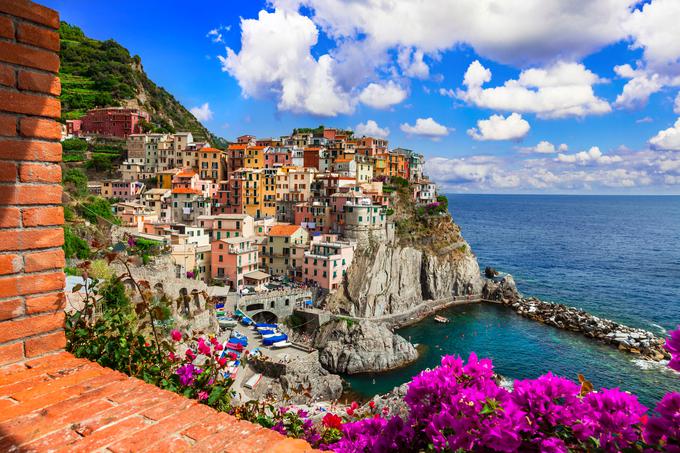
[59,22,225,146]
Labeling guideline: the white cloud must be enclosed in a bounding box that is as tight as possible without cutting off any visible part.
[622,0,680,74]
[467,113,530,141]
[649,118,680,151]
[207,26,230,43]
[220,9,353,116]
[556,146,623,165]
[456,60,611,119]
[520,140,568,154]
[675,93,680,114]
[358,81,408,109]
[613,64,665,108]
[190,102,213,122]
[400,117,449,139]
[355,120,389,138]
[439,88,455,98]
[636,116,653,124]
[297,0,633,66]
[398,47,429,79]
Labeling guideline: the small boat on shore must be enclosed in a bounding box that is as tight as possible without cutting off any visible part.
[434,315,450,324]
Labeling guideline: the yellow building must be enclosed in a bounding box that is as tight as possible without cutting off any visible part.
[244,145,265,169]
[373,154,387,178]
[197,147,226,181]
[157,169,180,189]
[233,167,276,219]
[261,224,309,276]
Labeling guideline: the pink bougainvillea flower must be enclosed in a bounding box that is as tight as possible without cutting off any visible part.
[185,349,196,361]
[197,338,211,356]
[171,329,182,342]
[665,326,680,372]
[198,391,209,401]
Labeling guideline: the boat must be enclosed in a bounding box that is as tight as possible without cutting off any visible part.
[263,334,288,346]
[260,332,280,339]
[244,373,262,389]
[257,329,276,336]
[229,336,248,347]
[434,315,450,324]
[272,340,291,349]
[217,317,237,328]
[240,316,253,326]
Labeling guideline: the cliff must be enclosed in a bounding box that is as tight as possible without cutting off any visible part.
[327,188,484,318]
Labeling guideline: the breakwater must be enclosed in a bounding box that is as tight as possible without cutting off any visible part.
[497,296,670,361]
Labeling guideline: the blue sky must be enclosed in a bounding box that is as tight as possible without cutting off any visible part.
[44,0,680,194]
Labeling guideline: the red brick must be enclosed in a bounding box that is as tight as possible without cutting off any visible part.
[0,1,60,29]
[0,298,23,320]
[0,310,63,343]
[0,228,63,252]
[25,292,64,314]
[19,162,61,183]
[0,184,62,205]
[0,64,15,87]
[17,70,60,95]
[0,160,16,181]
[0,271,64,299]
[0,113,16,136]
[23,249,64,272]
[16,21,60,52]
[0,342,23,367]
[0,139,61,162]
[0,254,21,276]
[24,331,65,357]
[0,207,20,227]
[0,15,13,39]
[0,41,59,73]
[19,117,61,140]
[22,206,64,226]
[0,88,60,118]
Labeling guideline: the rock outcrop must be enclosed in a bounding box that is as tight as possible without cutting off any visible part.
[314,319,418,374]
[248,351,343,404]
[484,275,670,361]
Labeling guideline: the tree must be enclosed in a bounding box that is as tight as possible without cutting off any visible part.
[62,168,88,197]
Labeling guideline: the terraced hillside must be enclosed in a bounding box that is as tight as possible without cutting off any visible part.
[59,22,225,145]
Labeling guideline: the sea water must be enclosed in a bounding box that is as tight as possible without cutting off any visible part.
[346,195,680,407]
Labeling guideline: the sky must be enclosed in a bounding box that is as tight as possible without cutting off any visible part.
[44,0,680,194]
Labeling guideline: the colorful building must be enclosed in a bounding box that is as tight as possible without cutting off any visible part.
[261,225,309,276]
[302,234,355,291]
[211,237,260,290]
[80,107,149,138]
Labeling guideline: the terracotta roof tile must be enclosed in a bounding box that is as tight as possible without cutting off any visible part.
[268,224,303,236]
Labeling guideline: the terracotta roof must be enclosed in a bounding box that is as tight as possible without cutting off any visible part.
[228,144,247,150]
[175,169,197,177]
[249,146,266,150]
[201,147,222,153]
[334,158,352,163]
[268,224,303,236]
[172,188,202,195]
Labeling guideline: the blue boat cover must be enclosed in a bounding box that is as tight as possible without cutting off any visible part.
[258,329,276,336]
[255,323,277,328]
[263,334,288,346]
[240,316,253,326]
[229,336,248,346]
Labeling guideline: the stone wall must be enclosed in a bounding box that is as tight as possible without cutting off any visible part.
[0,0,65,366]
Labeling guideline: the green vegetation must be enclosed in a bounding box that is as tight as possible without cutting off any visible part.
[77,196,119,225]
[63,225,91,259]
[85,153,114,173]
[62,137,88,151]
[59,22,223,144]
[62,168,88,197]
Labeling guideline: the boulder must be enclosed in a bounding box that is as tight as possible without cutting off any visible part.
[314,319,418,374]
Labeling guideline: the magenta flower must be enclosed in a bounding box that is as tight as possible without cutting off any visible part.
[185,349,196,361]
[644,392,680,448]
[171,329,182,342]
[176,363,200,386]
[198,391,209,401]
[665,326,680,372]
[197,338,211,356]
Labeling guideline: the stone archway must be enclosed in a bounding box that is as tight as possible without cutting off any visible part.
[252,311,278,324]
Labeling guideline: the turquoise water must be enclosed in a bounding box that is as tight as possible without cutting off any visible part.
[346,195,680,408]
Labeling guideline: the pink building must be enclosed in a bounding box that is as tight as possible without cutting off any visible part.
[302,234,355,291]
[294,202,333,234]
[211,237,260,290]
[264,148,291,168]
[80,107,149,138]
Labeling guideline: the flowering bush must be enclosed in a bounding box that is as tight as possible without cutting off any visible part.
[328,349,680,452]
[666,325,680,372]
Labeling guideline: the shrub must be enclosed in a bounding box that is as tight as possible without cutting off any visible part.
[63,225,90,259]
[62,137,88,151]
[63,167,88,197]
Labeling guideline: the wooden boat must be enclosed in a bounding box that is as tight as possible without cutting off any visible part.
[434,315,450,324]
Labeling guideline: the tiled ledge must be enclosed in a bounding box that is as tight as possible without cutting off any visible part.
[0,352,314,452]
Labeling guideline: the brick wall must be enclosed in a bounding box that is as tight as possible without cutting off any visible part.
[0,0,65,367]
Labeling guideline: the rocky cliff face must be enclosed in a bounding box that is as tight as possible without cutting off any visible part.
[331,235,484,318]
[314,319,418,374]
